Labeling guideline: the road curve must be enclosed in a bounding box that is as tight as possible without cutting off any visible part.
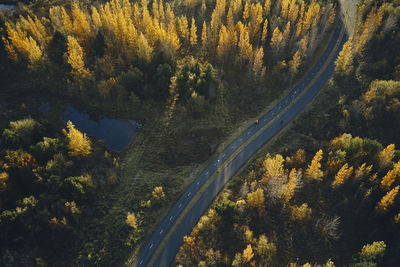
[135,19,346,267]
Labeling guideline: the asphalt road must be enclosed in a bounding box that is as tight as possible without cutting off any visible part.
[135,19,346,267]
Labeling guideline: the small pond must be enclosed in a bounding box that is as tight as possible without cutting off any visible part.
[0,4,15,11]
[64,106,142,152]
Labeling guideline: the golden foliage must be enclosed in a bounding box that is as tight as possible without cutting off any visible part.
[136,33,153,62]
[262,154,285,181]
[296,2,305,37]
[126,212,138,229]
[252,47,266,80]
[248,3,263,38]
[289,50,301,75]
[0,172,9,192]
[71,2,91,42]
[376,186,399,212]
[290,203,312,221]
[305,149,323,181]
[328,5,336,25]
[189,18,197,46]
[335,38,354,76]
[261,18,268,42]
[288,0,299,23]
[178,15,189,41]
[152,186,166,200]
[331,163,354,188]
[256,234,276,264]
[284,169,297,204]
[217,25,230,60]
[67,36,90,78]
[65,120,92,157]
[5,22,43,64]
[360,241,386,260]
[201,21,207,44]
[65,201,81,214]
[280,0,290,20]
[227,7,234,32]
[49,216,67,225]
[91,6,102,28]
[263,0,271,16]
[237,25,253,63]
[282,21,291,44]
[369,172,378,182]
[270,27,284,51]
[378,144,395,169]
[242,244,254,263]
[286,149,306,168]
[380,160,400,190]
[246,188,265,213]
[79,174,95,188]
[355,163,373,179]
[242,2,249,22]
[394,212,400,223]
[61,7,73,33]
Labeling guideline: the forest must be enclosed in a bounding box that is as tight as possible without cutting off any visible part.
[0,0,336,265]
[3,0,397,266]
[176,0,400,266]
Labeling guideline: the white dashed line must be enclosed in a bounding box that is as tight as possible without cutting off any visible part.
[196,181,200,185]
[178,204,182,208]
[188,192,191,197]
[206,171,209,175]
[150,244,153,249]
[140,260,143,265]
[169,216,173,221]
[160,229,163,234]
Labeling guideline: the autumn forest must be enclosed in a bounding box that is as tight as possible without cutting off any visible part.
[0,0,400,266]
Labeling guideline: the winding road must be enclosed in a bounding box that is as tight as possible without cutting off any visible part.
[135,18,347,267]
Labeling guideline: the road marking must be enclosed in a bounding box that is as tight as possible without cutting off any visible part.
[160,229,163,234]
[140,260,143,265]
[178,204,182,208]
[169,216,173,221]
[196,181,200,185]
[150,244,153,249]
[188,192,191,197]
[222,153,225,157]
[205,171,209,175]
[247,132,250,135]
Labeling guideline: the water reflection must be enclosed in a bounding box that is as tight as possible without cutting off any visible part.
[0,4,15,11]
[64,106,142,151]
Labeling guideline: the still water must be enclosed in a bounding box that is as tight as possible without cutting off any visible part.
[0,4,15,11]
[64,106,142,151]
